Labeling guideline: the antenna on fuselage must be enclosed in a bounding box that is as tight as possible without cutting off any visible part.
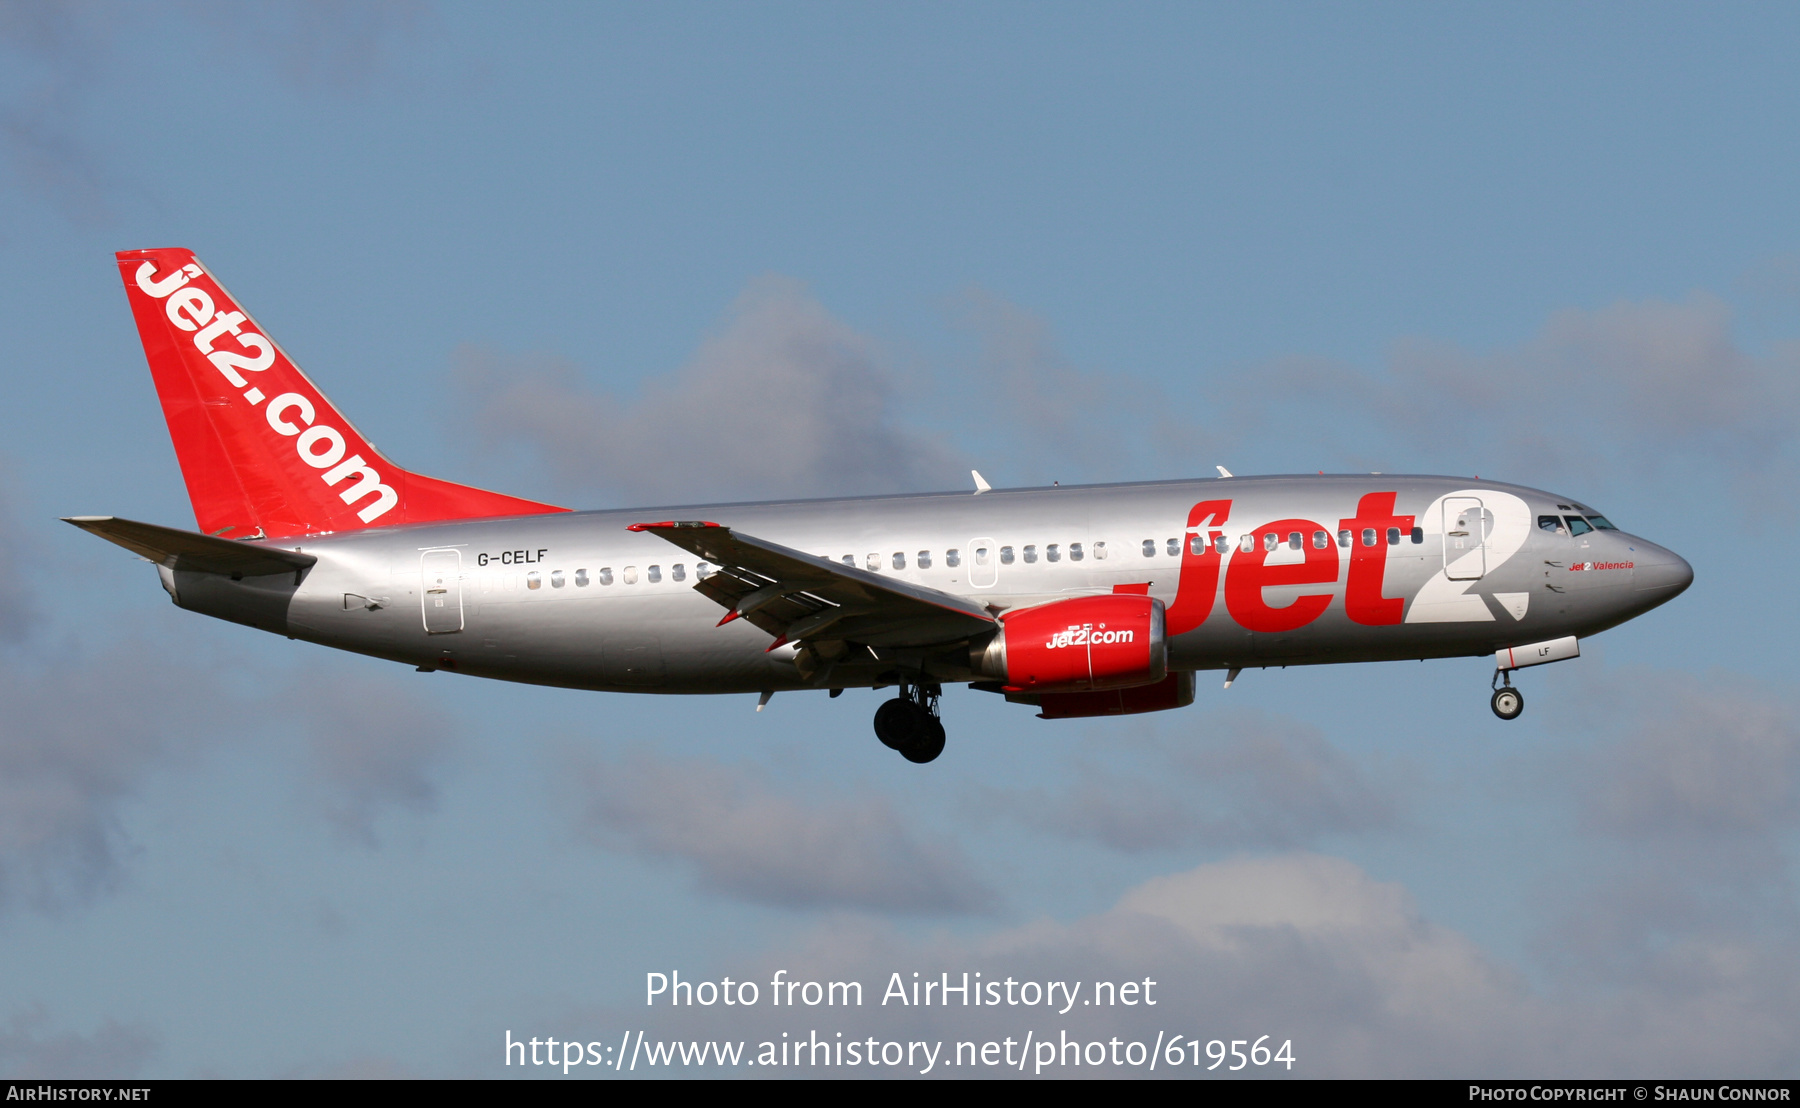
[971,470,992,494]
[1216,466,1233,478]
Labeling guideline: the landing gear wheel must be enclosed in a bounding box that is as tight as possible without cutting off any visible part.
[874,680,947,762]
[900,716,946,764]
[874,698,926,750]
[1491,686,1524,720]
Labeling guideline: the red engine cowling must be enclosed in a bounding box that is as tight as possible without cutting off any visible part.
[971,594,1167,693]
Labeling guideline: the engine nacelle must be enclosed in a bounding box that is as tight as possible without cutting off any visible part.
[1009,671,1196,719]
[971,594,1167,693]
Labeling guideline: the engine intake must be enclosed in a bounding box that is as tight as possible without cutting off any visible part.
[971,594,1167,693]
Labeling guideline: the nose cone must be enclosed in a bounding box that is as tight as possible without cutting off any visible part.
[1632,541,1694,599]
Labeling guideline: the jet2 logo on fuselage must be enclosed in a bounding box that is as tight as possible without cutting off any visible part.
[1171,491,1520,634]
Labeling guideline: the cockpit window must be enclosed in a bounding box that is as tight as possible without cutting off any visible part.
[1538,515,1565,533]
[1565,516,1593,536]
[1587,515,1617,531]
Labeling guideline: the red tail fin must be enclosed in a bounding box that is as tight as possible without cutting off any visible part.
[116,248,566,538]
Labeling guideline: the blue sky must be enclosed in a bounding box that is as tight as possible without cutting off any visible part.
[2,0,1798,1077]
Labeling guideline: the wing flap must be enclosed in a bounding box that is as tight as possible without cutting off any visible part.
[64,515,317,577]
[630,520,994,647]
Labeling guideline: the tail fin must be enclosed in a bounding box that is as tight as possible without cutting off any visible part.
[115,248,566,538]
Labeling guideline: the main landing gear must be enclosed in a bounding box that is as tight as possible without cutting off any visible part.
[874,680,946,764]
[1490,669,1524,721]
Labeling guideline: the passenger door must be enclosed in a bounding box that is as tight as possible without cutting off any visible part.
[1442,497,1488,581]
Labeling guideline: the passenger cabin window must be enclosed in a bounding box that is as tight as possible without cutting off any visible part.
[696,562,712,578]
[866,553,881,571]
[1069,543,1084,561]
[1166,538,1180,557]
[575,568,589,587]
[1361,528,1377,547]
[527,571,542,590]
[1338,529,1352,548]
[1411,527,1424,544]
[1239,534,1254,553]
[917,550,932,569]
[1214,534,1229,554]
[1046,544,1060,562]
[1263,532,1278,552]
[842,555,855,566]
[599,568,613,586]
[1023,545,1038,564]
[892,552,906,570]
[1386,527,1401,546]
[1313,531,1328,549]
[1288,532,1302,550]
[1093,541,1107,560]
[647,565,662,583]
[672,564,686,582]
[946,549,961,567]
[1188,534,1205,556]
[551,569,565,588]
[1000,546,1015,565]
[623,566,637,584]
[1141,539,1156,558]
[1566,517,1594,536]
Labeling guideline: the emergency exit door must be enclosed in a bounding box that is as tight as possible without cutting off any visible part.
[421,548,464,633]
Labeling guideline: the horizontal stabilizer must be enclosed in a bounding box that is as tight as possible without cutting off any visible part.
[63,516,316,577]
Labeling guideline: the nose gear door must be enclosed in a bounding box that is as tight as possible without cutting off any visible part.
[1443,497,1489,581]
[421,548,464,633]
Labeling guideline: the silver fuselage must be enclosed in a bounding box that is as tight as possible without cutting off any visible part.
[160,475,1692,694]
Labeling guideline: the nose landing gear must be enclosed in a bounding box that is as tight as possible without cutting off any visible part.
[873,680,946,763]
[1490,669,1524,720]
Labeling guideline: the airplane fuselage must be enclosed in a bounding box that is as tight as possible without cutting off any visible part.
[162,474,1691,696]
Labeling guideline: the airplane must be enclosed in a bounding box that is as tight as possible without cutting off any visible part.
[68,248,1694,763]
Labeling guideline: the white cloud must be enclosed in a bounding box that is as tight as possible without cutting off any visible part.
[1572,672,1800,839]
[949,288,1214,484]
[539,851,1800,1077]
[280,667,456,848]
[976,709,1401,851]
[564,745,995,914]
[458,275,966,505]
[0,644,218,911]
[1236,293,1800,498]
[0,1004,156,1078]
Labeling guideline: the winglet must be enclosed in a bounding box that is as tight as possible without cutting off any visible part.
[1216,466,1233,478]
[971,470,992,494]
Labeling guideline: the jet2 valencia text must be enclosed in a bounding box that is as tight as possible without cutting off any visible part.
[69,249,1693,763]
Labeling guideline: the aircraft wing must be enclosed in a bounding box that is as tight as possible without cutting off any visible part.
[64,515,317,577]
[628,520,995,648]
